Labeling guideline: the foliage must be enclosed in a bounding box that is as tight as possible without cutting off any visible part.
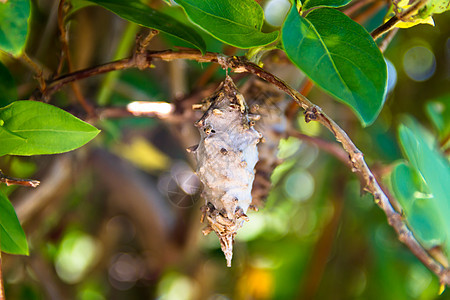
[0,101,100,156]
[175,0,279,48]
[0,0,30,56]
[282,6,387,125]
[86,0,207,53]
[392,117,450,256]
[301,0,352,11]
[0,62,17,107]
[0,190,28,255]
[0,0,449,298]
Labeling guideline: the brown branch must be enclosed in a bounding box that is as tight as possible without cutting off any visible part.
[20,52,46,92]
[0,252,4,300]
[41,49,450,285]
[44,50,218,98]
[0,170,40,188]
[136,29,159,54]
[56,0,95,116]
[371,0,428,40]
[378,27,399,52]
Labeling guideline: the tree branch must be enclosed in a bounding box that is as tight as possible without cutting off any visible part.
[41,49,450,285]
[44,50,218,98]
[0,170,40,188]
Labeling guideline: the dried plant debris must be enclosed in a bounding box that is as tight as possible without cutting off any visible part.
[242,79,289,209]
[190,76,262,267]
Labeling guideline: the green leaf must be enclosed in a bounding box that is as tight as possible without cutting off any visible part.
[0,101,100,156]
[175,0,279,48]
[282,7,387,126]
[391,162,444,249]
[301,0,352,10]
[0,61,17,107]
[425,95,450,141]
[396,118,450,255]
[418,0,450,17]
[0,126,25,156]
[0,0,31,56]
[86,0,206,53]
[0,190,28,255]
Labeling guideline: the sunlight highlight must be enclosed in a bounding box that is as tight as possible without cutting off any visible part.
[127,101,174,118]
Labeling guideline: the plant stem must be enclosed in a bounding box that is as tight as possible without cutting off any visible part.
[0,251,4,300]
[57,0,95,116]
[20,52,46,92]
[44,50,218,97]
[0,170,40,187]
[371,0,428,40]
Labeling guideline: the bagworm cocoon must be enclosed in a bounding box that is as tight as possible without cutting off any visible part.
[192,76,261,267]
[242,79,288,209]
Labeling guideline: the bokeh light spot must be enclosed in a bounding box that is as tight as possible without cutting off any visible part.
[403,46,436,82]
[55,231,99,284]
[264,0,291,27]
[284,170,315,202]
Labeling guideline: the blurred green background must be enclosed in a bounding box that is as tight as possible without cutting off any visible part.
[0,0,449,299]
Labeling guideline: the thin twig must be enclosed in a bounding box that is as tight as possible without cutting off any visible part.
[379,27,399,52]
[137,29,159,54]
[0,170,40,188]
[56,0,95,116]
[44,50,218,97]
[371,0,428,39]
[41,49,450,285]
[0,252,4,300]
[20,52,47,92]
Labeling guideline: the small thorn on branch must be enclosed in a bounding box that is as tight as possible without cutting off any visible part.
[0,170,40,187]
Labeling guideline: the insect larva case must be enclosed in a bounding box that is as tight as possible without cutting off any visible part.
[193,76,261,267]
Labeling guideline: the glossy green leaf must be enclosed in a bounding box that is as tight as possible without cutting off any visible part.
[0,0,31,56]
[0,61,17,107]
[425,95,450,140]
[0,190,28,255]
[302,0,352,10]
[87,0,206,53]
[282,7,387,126]
[395,118,450,254]
[391,163,444,249]
[0,126,25,156]
[0,101,100,156]
[175,0,279,48]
